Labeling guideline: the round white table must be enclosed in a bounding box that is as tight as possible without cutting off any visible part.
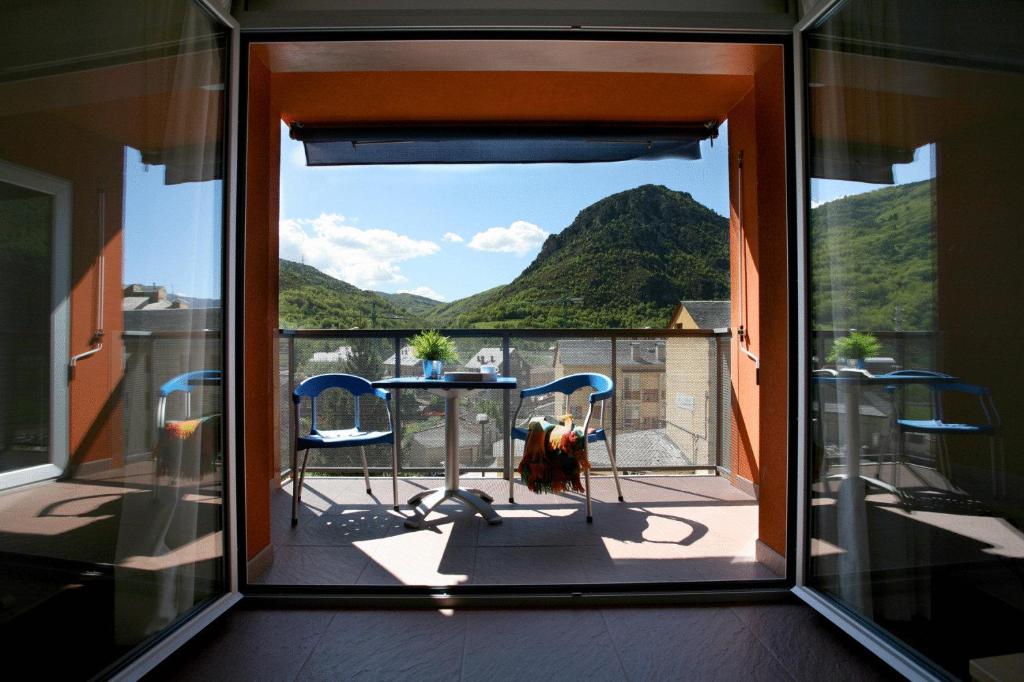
[371,376,517,529]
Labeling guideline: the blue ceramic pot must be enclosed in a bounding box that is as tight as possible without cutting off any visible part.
[422,360,444,379]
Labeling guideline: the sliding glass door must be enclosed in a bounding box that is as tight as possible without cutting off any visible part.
[0,1,236,677]
[0,163,69,489]
[796,0,1024,677]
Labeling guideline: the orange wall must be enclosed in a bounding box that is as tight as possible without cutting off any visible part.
[727,50,788,558]
[0,111,127,472]
[243,52,281,561]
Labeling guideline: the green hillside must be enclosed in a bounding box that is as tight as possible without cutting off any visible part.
[427,184,729,328]
[279,259,422,329]
[810,179,935,331]
[279,181,934,332]
[372,291,443,318]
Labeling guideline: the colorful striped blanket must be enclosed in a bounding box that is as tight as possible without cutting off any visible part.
[517,415,590,494]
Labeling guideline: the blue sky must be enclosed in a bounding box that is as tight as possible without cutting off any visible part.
[120,125,935,301]
[123,147,223,299]
[810,143,935,208]
[278,121,732,302]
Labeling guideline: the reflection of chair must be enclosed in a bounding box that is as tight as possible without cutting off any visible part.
[508,373,622,521]
[884,371,1004,497]
[291,374,396,526]
[154,370,222,493]
[157,370,222,430]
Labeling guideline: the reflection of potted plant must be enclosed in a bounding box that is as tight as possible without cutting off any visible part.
[826,331,881,369]
[409,330,458,379]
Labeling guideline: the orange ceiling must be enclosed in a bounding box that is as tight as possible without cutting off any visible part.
[270,70,756,126]
[254,40,780,128]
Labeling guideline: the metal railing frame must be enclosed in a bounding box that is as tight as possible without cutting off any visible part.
[278,327,730,478]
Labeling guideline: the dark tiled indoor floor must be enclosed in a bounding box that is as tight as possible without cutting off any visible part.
[147,599,904,681]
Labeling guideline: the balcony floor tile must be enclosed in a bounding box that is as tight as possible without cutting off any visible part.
[253,474,772,587]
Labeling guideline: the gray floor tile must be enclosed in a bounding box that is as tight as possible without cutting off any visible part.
[473,545,600,585]
[251,546,370,585]
[296,610,467,681]
[146,608,334,682]
[602,606,795,682]
[462,609,627,682]
[731,603,903,682]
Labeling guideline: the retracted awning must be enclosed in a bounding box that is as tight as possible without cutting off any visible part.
[289,123,718,166]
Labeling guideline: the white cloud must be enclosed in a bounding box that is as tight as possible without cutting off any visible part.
[442,232,464,243]
[398,286,446,302]
[466,220,548,257]
[289,144,307,168]
[279,213,440,289]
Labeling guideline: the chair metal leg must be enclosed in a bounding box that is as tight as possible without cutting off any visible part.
[508,440,517,504]
[391,439,399,511]
[584,445,593,523]
[893,431,903,497]
[360,446,371,495]
[606,438,624,502]
[291,445,302,526]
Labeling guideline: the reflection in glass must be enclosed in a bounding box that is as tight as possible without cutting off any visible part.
[0,0,227,676]
[806,0,1024,677]
[0,181,54,475]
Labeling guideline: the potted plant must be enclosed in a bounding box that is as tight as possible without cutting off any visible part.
[409,330,458,379]
[826,331,881,369]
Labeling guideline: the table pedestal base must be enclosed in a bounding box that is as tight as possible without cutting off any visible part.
[404,487,502,529]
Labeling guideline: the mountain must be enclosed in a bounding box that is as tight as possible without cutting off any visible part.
[810,179,934,331]
[279,259,422,329]
[373,291,443,318]
[427,184,729,328]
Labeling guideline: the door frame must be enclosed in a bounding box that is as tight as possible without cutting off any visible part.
[789,2,944,680]
[109,0,244,678]
[0,159,71,491]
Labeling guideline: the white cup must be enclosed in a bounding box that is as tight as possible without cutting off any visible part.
[480,365,498,377]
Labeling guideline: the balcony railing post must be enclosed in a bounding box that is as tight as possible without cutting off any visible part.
[715,335,724,470]
[610,336,617,467]
[287,334,295,478]
[502,331,511,480]
[393,335,402,472]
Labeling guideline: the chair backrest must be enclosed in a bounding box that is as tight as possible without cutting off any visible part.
[292,373,387,402]
[884,375,998,428]
[159,370,222,398]
[878,369,953,379]
[292,373,390,433]
[522,372,613,403]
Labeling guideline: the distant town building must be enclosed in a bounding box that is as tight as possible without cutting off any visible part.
[122,283,190,311]
[382,345,422,376]
[310,346,354,364]
[464,346,530,377]
[552,338,665,431]
[662,301,730,467]
[667,300,730,331]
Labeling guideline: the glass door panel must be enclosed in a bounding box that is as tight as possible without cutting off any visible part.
[0,1,233,677]
[799,0,1024,677]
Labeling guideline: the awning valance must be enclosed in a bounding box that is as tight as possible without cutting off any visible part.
[289,123,718,166]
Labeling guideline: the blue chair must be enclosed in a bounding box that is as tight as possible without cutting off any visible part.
[157,370,222,430]
[291,374,397,526]
[154,370,222,493]
[884,372,1004,497]
[509,373,623,522]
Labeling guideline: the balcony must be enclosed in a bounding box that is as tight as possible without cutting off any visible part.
[242,327,777,586]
